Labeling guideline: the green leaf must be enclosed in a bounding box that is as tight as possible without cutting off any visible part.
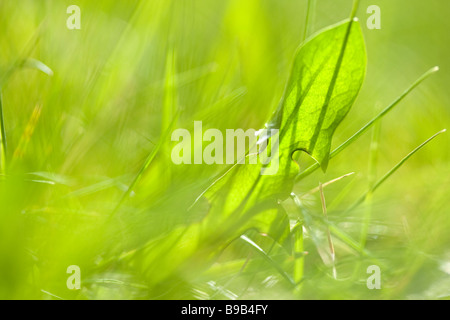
[203,18,366,232]
[131,19,367,287]
[295,66,440,181]
[272,18,366,171]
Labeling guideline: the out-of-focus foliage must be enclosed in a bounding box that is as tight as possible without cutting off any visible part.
[0,0,448,300]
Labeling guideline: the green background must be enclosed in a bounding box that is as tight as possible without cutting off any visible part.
[0,0,448,299]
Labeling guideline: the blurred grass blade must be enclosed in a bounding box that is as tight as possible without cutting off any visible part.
[110,112,180,217]
[369,129,447,194]
[0,91,7,175]
[291,192,369,257]
[0,23,44,87]
[23,58,54,77]
[302,172,354,197]
[319,183,337,279]
[349,129,447,211]
[12,104,42,160]
[40,290,64,300]
[360,120,381,248]
[1,58,53,88]
[350,0,361,19]
[296,66,440,181]
[240,235,295,286]
[291,222,305,285]
[303,0,316,41]
[162,49,177,134]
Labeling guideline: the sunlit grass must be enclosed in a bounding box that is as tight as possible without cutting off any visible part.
[0,0,448,300]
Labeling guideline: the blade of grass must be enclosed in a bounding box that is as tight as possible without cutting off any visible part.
[292,221,305,286]
[360,120,381,248]
[302,0,316,42]
[327,175,358,210]
[161,48,178,185]
[319,182,337,279]
[302,172,355,197]
[0,91,7,175]
[40,290,64,300]
[110,112,180,217]
[295,66,440,182]
[162,48,177,135]
[240,235,295,287]
[210,254,251,300]
[291,192,369,257]
[12,104,42,160]
[23,58,54,77]
[291,190,385,281]
[350,0,360,20]
[348,129,447,211]
[290,193,323,252]
[0,21,45,88]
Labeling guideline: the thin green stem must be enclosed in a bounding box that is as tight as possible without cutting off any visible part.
[292,221,304,284]
[371,130,446,194]
[349,129,447,211]
[360,121,381,248]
